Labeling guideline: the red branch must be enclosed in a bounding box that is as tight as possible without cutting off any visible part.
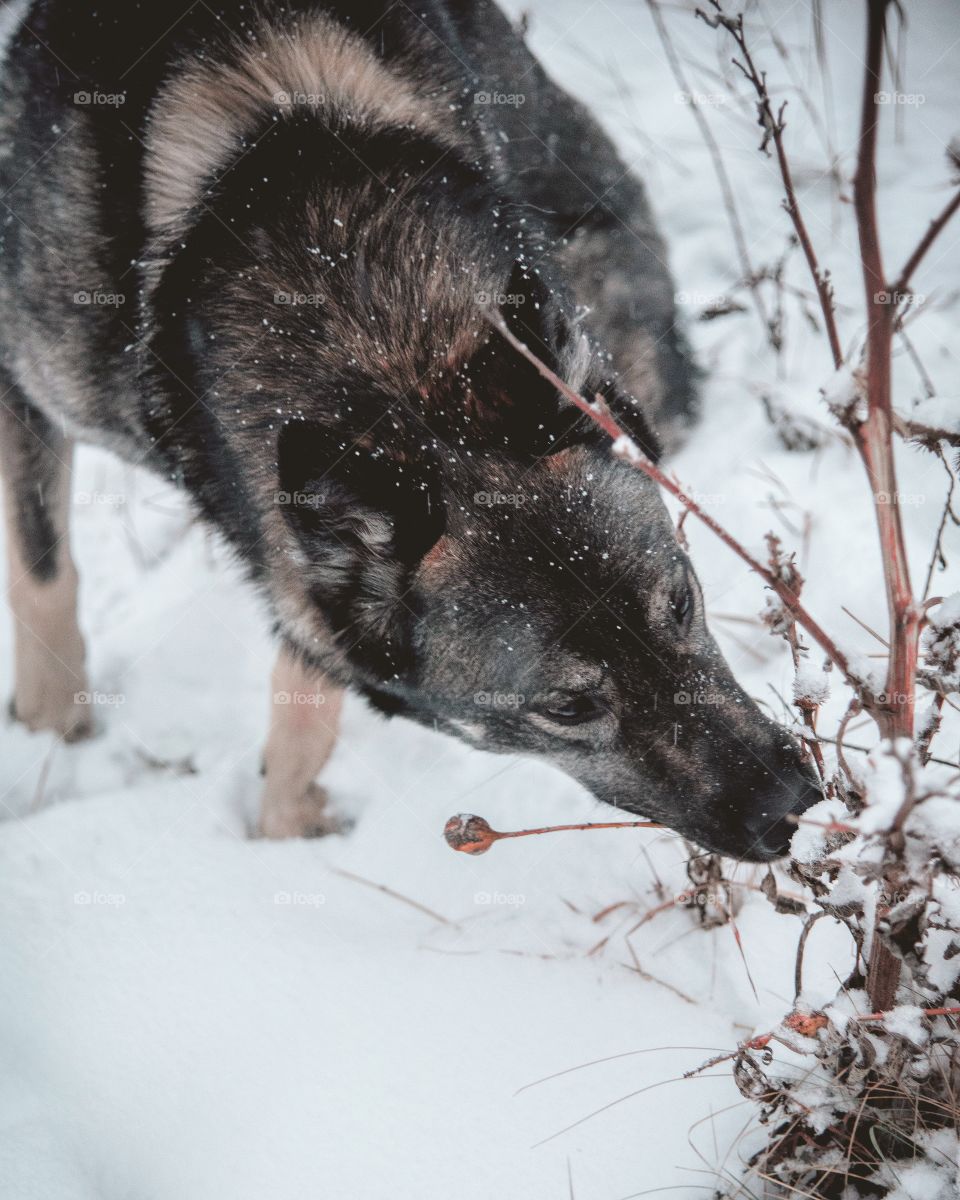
[490,314,860,694]
[852,0,921,754]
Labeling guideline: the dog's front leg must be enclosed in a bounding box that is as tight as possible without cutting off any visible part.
[259,646,344,838]
[0,391,93,741]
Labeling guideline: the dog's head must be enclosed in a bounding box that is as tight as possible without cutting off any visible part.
[274,277,820,862]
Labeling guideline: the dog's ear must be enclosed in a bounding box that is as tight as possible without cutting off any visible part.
[276,421,445,679]
[595,376,663,464]
[460,263,660,461]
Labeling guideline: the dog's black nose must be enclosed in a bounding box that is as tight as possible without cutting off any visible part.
[744,768,823,861]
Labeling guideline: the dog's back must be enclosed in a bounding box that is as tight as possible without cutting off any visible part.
[0,0,694,459]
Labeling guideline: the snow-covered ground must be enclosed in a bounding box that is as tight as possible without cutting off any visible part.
[1,2,958,1197]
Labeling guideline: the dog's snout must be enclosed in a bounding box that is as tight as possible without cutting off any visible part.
[743,765,822,861]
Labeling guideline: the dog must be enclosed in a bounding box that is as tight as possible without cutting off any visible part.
[0,0,819,859]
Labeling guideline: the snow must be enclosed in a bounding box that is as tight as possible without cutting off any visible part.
[793,659,831,706]
[923,592,960,693]
[824,864,871,916]
[610,432,646,464]
[907,795,960,872]
[931,593,960,630]
[924,883,960,994]
[857,740,915,835]
[906,398,960,436]
[821,364,867,423]
[882,1005,930,1047]
[874,1128,960,1200]
[790,796,852,864]
[2,1,959,1197]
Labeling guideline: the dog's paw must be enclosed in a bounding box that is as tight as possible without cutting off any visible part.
[257,781,349,840]
[8,690,96,742]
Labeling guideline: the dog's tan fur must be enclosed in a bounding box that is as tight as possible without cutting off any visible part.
[260,646,344,838]
[1,441,92,741]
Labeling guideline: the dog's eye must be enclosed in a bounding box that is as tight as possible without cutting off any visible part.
[542,693,604,725]
[671,583,694,629]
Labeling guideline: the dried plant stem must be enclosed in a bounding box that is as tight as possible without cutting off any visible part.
[705,0,959,749]
[330,868,454,926]
[835,697,864,787]
[645,0,778,352]
[794,910,828,1002]
[697,2,843,367]
[891,187,960,299]
[690,1005,960,1076]
[922,447,958,599]
[850,0,914,1013]
[491,313,861,695]
[760,6,841,189]
[705,0,959,1018]
[444,812,661,855]
[852,0,920,755]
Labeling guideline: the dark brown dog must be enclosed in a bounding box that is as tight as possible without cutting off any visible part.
[0,0,818,856]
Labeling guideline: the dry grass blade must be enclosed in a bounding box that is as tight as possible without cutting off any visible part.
[329,867,454,926]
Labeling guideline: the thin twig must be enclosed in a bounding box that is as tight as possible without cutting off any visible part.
[922,446,958,599]
[841,605,890,648]
[330,867,454,926]
[891,187,960,298]
[835,698,864,788]
[794,910,828,1002]
[646,0,780,353]
[444,812,661,856]
[698,1,844,368]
